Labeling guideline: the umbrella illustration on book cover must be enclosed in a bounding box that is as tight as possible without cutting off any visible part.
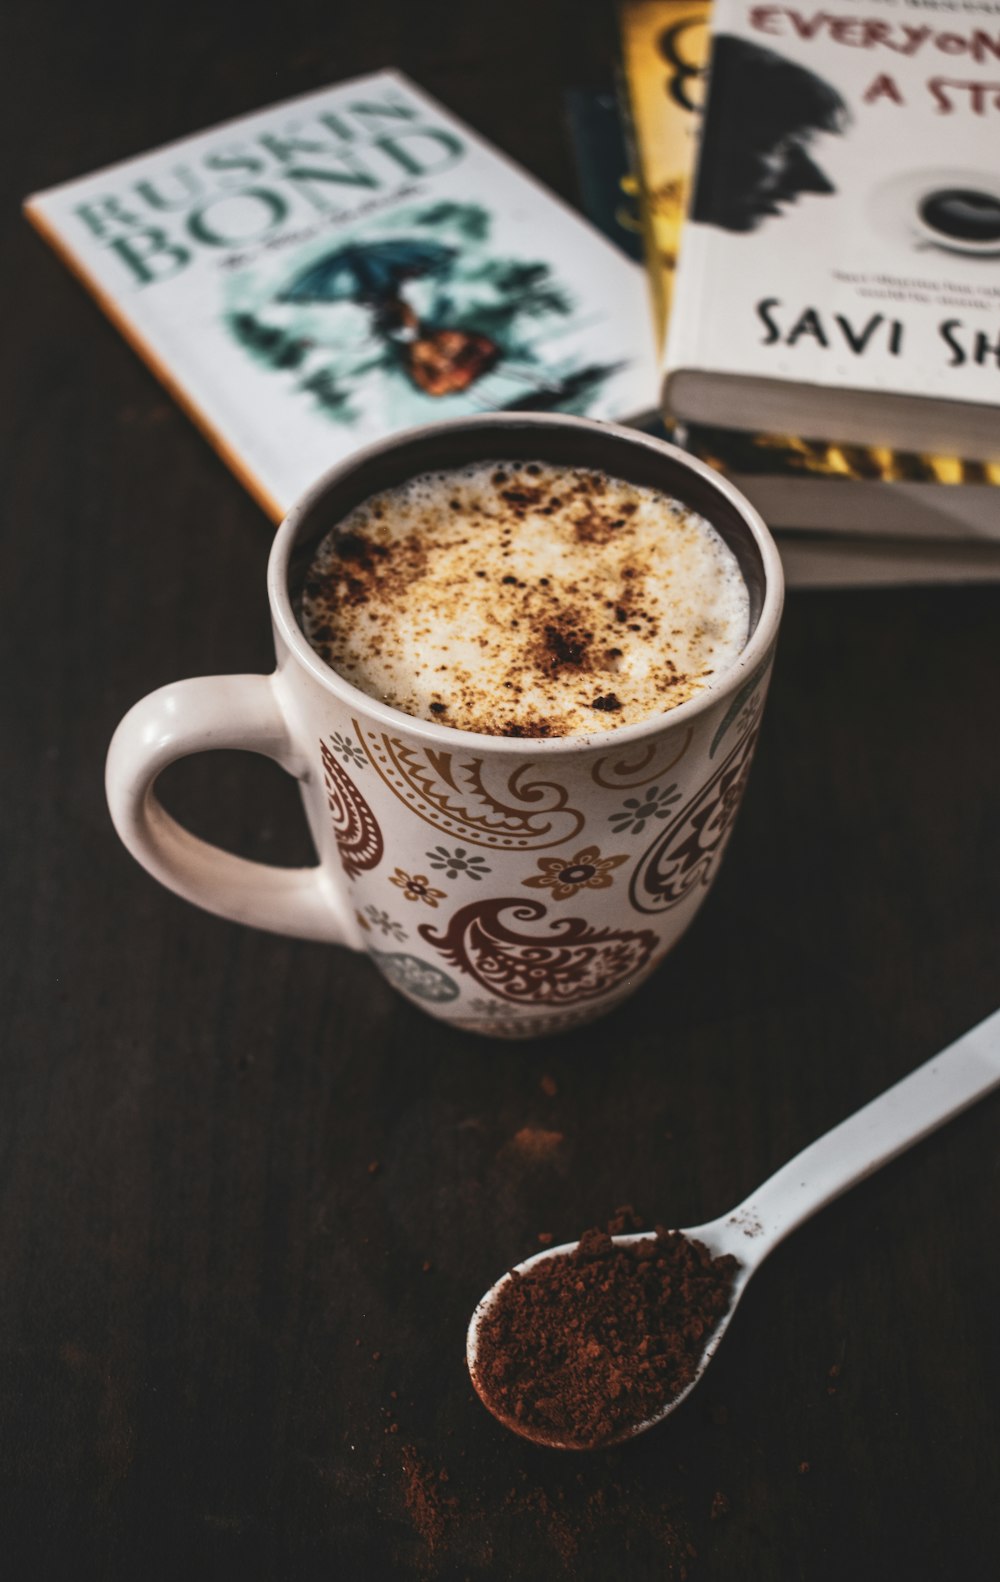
[278,237,501,396]
[226,203,627,419]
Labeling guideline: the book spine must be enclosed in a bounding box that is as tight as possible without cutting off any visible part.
[617,0,717,410]
[662,228,711,412]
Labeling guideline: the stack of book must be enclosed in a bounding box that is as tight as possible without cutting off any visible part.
[25,41,1000,586]
[618,0,1000,586]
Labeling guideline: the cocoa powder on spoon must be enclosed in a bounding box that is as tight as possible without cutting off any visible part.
[471,1225,738,1450]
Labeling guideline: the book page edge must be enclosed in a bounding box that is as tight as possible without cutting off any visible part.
[24,198,285,524]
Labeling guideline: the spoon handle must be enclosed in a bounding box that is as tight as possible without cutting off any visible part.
[733,1007,1000,1256]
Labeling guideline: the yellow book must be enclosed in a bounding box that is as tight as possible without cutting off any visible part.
[619,0,711,351]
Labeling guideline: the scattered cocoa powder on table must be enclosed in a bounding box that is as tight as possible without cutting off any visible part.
[471,1227,738,1449]
[400,1442,458,1553]
[393,1440,699,1575]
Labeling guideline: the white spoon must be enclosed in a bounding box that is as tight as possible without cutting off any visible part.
[467,1006,1000,1449]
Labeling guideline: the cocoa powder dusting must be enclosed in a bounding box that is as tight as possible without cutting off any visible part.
[298,460,749,736]
[472,1227,738,1448]
[606,1203,645,1234]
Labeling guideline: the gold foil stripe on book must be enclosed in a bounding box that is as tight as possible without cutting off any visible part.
[681,425,1000,487]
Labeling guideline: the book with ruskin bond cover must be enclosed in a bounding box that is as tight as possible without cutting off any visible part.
[662,0,1000,461]
[25,71,659,521]
[617,0,1000,566]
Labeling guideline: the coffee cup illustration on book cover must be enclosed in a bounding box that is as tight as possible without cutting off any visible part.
[692,36,849,233]
[870,168,1000,259]
[224,201,627,423]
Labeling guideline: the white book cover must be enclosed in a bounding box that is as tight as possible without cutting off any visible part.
[26,71,659,520]
[664,0,1000,449]
[776,530,1000,586]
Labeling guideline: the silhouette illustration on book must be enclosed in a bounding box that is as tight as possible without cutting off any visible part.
[225,201,632,426]
[692,36,848,234]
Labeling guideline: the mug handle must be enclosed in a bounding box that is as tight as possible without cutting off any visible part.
[105,673,361,947]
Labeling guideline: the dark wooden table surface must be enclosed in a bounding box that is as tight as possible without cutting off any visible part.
[4,2,1000,1577]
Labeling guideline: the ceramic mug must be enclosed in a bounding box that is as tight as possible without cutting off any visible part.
[106,414,784,1040]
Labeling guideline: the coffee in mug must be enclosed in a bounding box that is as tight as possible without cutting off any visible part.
[298,460,749,737]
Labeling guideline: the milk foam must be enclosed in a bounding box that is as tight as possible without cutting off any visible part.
[299,461,749,737]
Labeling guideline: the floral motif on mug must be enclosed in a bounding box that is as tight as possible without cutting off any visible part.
[735,689,763,740]
[370,951,460,1004]
[418,897,658,1006]
[321,740,384,880]
[708,651,774,758]
[470,997,511,1020]
[522,845,628,902]
[327,730,367,770]
[389,868,447,908]
[356,724,584,850]
[425,845,492,882]
[607,783,682,837]
[361,906,407,942]
[629,727,760,914]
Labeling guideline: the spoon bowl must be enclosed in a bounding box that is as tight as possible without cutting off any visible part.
[467,1220,758,1449]
[467,1007,1000,1448]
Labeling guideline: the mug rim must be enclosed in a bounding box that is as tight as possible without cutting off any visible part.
[268,412,784,755]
